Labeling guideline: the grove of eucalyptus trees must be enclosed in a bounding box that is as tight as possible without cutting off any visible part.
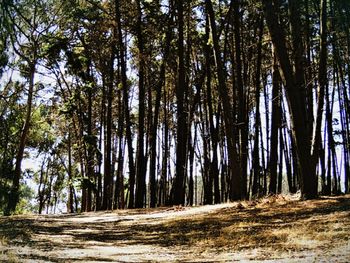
[0,0,349,214]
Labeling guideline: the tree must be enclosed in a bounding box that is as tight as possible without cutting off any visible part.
[135,0,147,208]
[261,0,317,199]
[172,0,188,205]
[3,0,58,214]
[1,0,350,214]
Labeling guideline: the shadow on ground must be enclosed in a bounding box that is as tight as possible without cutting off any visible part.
[0,195,349,262]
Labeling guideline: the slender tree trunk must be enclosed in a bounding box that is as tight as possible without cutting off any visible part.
[188,129,196,206]
[172,0,188,205]
[311,0,328,181]
[102,45,116,210]
[135,0,147,208]
[304,0,314,135]
[38,157,47,215]
[333,30,350,194]
[277,124,283,193]
[116,84,125,209]
[345,28,350,193]
[68,131,74,213]
[6,60,36,215]
[95,75,105,211]
[86,70,94,212]
[201,100,212,205]
[262,0,317,199]
[149,6,174,208]
[206,0,241,201]
[269,50,282,194]
[233,0,248,199]
[281,100,295,193]
[263,78,270,180]
[159,88,170,206]
[114,0,136,208]
[252,17,264,197]
[204,13,220,204]
[319,138,327,194]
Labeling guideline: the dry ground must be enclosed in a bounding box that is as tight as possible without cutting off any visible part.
[0,194,350,262]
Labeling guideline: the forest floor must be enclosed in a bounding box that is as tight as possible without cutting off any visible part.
[0,194,350,262]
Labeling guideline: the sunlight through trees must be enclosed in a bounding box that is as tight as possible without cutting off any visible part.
[0,0,350,214]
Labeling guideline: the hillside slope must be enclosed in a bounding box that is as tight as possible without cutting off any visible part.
[1,195,350,262]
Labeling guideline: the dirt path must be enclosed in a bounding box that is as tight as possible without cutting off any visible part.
[1,195,350,262]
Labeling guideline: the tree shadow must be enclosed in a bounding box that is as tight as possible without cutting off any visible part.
[0,195,349,262]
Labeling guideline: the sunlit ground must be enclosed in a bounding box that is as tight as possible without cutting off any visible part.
[1,194,350,262]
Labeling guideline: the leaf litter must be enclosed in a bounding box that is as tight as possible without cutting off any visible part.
[0,194,349,262]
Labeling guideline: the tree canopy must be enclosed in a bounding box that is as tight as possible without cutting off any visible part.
[0,0,350,215]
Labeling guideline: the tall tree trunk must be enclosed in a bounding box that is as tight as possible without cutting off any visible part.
[311,0,328,181]
[262,0,317,199]
[38,157,47,215]
[96,74,105,211]
[252,17,264,197]
[116,83,125,209]
[269,51,281,194]
[188,129,196,206]
[6,60,36,215]
[149,5,174,208]
[281,100,295,193]
[68,130,74,213]
[172,0,188,205]
[304,0,314,135]
[102,43,116,210]
[319,137,327,194]
[135,0,147,208]
[233,0,248,199]
[206,0,241,201]
[277,124,283,193]
[114,0,136,208]
[159,88,169,206]
[86,68,94,212]
[204,13,220,204]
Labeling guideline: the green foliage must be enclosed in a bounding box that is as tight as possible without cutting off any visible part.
[15,183,36,214]
[0,82,25,201]
[0,182,36,215]
[0,184,11,213]
[0,0,11,78]
[0,51,9,78]
[33,153,69,214]
[0,80,58,213]
[27,105,56,152]
[0,0,349,213]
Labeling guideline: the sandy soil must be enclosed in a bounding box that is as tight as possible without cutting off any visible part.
[0,194,349,262]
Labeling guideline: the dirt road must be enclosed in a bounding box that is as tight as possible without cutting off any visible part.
[1,195,349,262]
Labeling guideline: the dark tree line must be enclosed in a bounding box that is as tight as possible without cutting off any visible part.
[0,0,349,215]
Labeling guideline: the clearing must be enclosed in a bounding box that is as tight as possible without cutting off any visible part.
[0,194,350,262]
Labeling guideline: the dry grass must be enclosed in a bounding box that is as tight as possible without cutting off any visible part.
[0,194,349,262]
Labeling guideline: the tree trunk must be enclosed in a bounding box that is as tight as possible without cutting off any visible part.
[149,5,174,208]
[233,0,248,199]
[262,0,317,199]
[311,0,328,181]
[252,17,264,197]
[135,0,147,208]
[206,0,241,201]
[116,84,125,209]
[159,88,169,206]
[68,131,74,213]
[172,0,188,205]
[102,44,116,210]
[269,51,281,194]
[6,60,36,215]
[86,68,94,212]
[114,0,136,209]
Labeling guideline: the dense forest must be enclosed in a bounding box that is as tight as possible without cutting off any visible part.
[0,0,349,215]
